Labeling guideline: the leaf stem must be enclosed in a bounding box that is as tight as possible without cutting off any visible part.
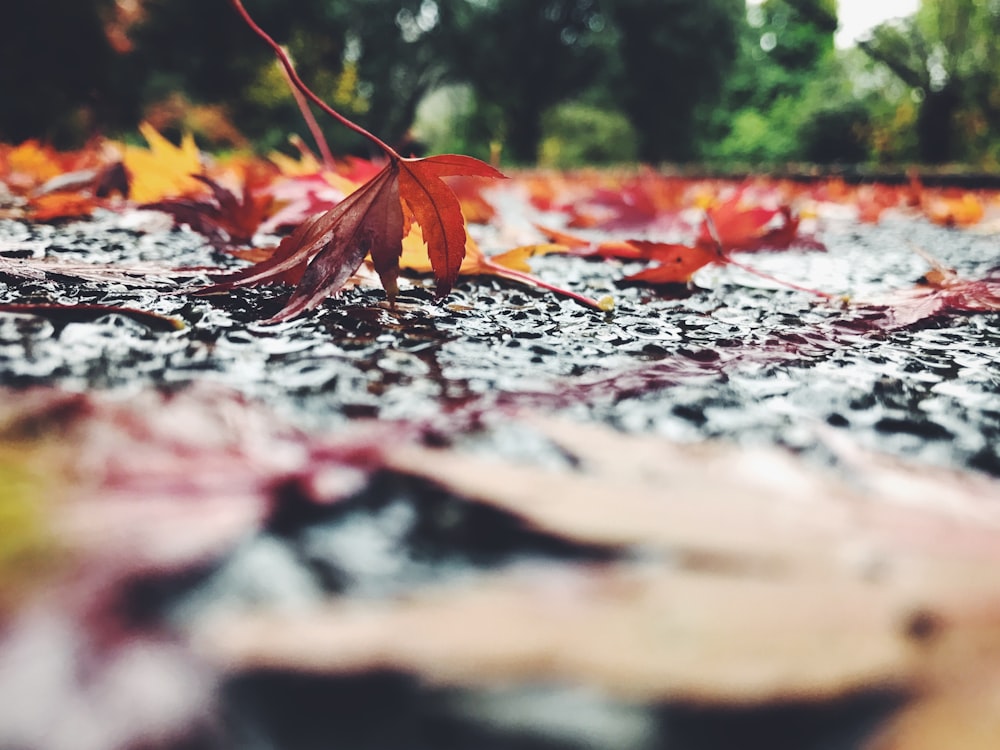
[482,259,605,310]
[277,54,336,170]
[724,255,833,299]
[228,0,401,160]
[704,214,830,298]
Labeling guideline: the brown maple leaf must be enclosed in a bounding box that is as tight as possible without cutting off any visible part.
[145,174,274,250]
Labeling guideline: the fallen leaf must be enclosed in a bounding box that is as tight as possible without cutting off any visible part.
[383,418,1000,571]
[197,154,503,318]
[444,175,497,224]
[922,192,984,228]
[0,449,58,612]
[532,223,594,250]
[259,172,352,233]
[0,252,192,288]
[0,304,184,332]
[0,140,64,193]
[25,192,100,221]
[122,123,205,203]
[145,174,274,249]
[537,199,820,291]
[195,417,1000,710]
[867,673,1000,749]
[488,243,571,273]
[196,564,925,704]
[397,154,505,296]
[622,241,719,284]
[853,251,1000,329]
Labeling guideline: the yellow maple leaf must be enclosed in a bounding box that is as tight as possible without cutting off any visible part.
[267,148,322,177]
[399,223,481,275]
[123,122,204,203]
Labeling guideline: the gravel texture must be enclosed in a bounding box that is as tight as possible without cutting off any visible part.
[1,191,999,749]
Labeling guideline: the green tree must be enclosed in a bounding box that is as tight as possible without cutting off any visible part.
[434,0,609,163]
[603,0,743,163]
[860,0,1000,164]
[706,0,869,165]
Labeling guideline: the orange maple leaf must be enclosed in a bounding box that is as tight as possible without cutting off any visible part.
[923,192,984,228]
[623,241,719,285]
[1,141,64,193]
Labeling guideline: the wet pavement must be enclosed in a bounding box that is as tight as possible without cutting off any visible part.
[1,200,997,475]
[1,189,999,749]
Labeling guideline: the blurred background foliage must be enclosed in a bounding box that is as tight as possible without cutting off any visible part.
[2,0,999,168]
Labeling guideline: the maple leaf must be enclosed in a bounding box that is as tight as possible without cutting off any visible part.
[198,155,503,320]
[854,252,1000,329]
[121,122,204,203]
[622,240,720,284]
[0,141,122,221]
[0,304,184,332]
[145,174,274,249]
[0,252,190,288]
[399,227,609,310]
[198,416,1000,709]
[443,175,497,224]
[196,167,396,307]
[261,172,353,233]
[577,172,687,230]
[0,385,400,749]
[923,191,985,228]
[23,193,99,222]
[195,2,506,320]
[538,199,824,293]
[397,154,505,296]
[0,140,64,194]
[908,173,986,228]
[532,223,715,285]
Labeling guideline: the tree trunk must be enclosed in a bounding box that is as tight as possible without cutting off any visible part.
[505,106,543,164]
[918,86,960,164]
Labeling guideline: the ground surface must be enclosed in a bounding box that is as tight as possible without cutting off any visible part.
[1,183,999,750]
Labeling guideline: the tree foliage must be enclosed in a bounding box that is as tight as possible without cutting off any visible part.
[603,0,743,163]
[8,0,1000,166]
[434,0,610,164]
[860,0,1000,164]
[705,0,870,165]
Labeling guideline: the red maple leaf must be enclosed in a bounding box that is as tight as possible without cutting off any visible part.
[198,1,505,321]
[622,241,720,285]
[198,155,502,321]
[538,198,820,288]
[854,252,1000,329]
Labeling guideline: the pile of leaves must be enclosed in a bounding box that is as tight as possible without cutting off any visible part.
[3,132,1000,329]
